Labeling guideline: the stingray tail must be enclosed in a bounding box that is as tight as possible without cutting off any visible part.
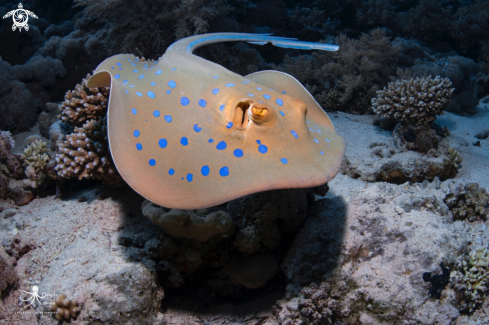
[168,33,339,54]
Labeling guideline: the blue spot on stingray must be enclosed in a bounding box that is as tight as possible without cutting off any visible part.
[282,91,286,94]
[225,83,235,87]
[291,130,298,139]
[314,138,319,144]
[226,122,233,129]
[180,137,188,146]
[258,144,268,154]
[111,67,114,69]
[219,105,225,111]
[279,111,284,116]
[133,130,140,137]
[122,58,125,61]
[129,85,135,87]
[193,124,202,132]
[150,82,156,86]
[158,138,168,148]
[208,139,214,143]
[168,80,177,89]
[119,67,123,70]
[320,151,324,155]
[181,97,190,106]
[213,76,219,79]
[257,87,262,90]
[325,138,331,143]
[155,70,162,75]
[247,93,255,97]
[125,89,129,94]
[242,80,250,84]
[123,79,128,83]
[164,115,172,123]
[256,140,261,144]
[169,168,175,175]
[131,108,137,115]
[263,94,271,99]
[216,141,227,150]
[136,92,142,97]
[132,63,136,67]
[139,75,145,79]
[219,166,229,177]
[186,174,193,182]
[116,62,122,66]
[149,159,156,166]
[258,100,264,103]
[136,143,142,151]
[201,166,210,176]
[212,88,220,95]
[198,99,207,108]
[153,110,160,117]
[233,149,243,158]
[166,90,171,94]
[276,98,284,106]
[128,58,132,62]
[309,129,315,133]
[133,69,138,73]
[114,74,120,79]
[135,58,139,62]
[327,144,330,147]
[147,91,155,98]
[281,158,288,164]
[171,68,176,71]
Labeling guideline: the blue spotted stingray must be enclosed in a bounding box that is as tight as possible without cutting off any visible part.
[87,33,345,209]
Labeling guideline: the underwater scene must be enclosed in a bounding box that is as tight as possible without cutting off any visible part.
[0,0,488,324]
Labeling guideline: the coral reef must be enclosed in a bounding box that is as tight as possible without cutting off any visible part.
[423,263,450,299]
[49,293,80,321]
[372,75,454,127]
[444,183,489,222]
[58,74,109,126]
[141,201,234,242]
[22,140,50,173]
[453,246,489,313]
[55,116,124,187]
[447,146,463,169]
[38,102,62,139]
[275,28,401,114]
[392,124,440,154]
[0,131,23,179]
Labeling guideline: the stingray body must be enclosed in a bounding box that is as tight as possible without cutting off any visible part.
[87,33,345,209]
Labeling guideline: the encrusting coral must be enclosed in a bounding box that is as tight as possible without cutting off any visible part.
[55,116,124,187]
[49,293,80,321]
[0,131,23,179]
[372,75,454,127]
[58,74,109,126]
[444,183,489,222]
[452,246,489,314]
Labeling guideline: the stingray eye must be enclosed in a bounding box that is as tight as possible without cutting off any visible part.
[249,105,273,124]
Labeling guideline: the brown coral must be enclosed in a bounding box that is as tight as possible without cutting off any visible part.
[372,75,454,127]
[55,116,124,187]
[58,74,109,126]
[49,293,80,321]
[444,183,488,222]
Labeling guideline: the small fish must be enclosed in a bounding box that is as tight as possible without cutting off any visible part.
[87,33,345,209]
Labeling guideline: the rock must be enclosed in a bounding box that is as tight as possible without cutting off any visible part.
[7,180,33,206]
[38,102,61,139]
[0,208,16,219]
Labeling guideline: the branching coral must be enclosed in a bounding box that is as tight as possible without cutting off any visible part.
[372,75,454,127]
[55,116,124,187]
[58,74,109,126]
[0,131,23,179]
[453,246,489,313]
[444,183,488,222]
[22,140,50,173]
